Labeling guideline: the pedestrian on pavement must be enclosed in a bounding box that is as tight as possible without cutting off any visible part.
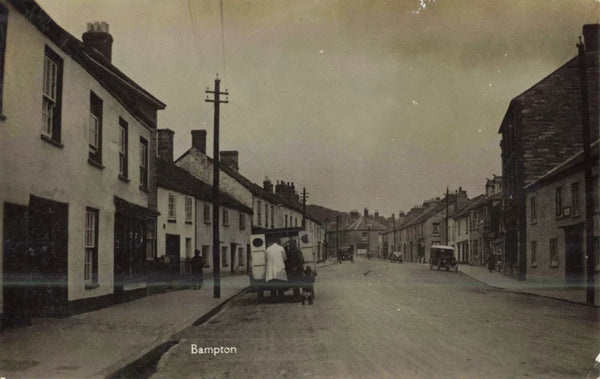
[265,240,288,297]
[190,250,205,289]
[487,253,495,273]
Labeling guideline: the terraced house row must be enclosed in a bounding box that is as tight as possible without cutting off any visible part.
[0,0,325,328]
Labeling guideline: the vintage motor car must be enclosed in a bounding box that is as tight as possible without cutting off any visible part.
[429,245,458,272]
[337,246,354,263]
[390,251,403,263]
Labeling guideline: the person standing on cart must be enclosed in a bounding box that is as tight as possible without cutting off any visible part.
[265,240,288,297]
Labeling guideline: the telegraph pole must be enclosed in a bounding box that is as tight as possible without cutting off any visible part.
[445,187,449,245]
[577,36,595,306]
[335,215,340,259]
[206,75,228,299]
[301,187,309,229]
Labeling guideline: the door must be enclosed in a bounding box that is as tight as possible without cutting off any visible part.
[230,243,236,274]
[299,231,316,272]
[250,234,266,280]
[165,234,180,274]
[2,203,30,326]
[565,225,584,287]
[27,195,68,317]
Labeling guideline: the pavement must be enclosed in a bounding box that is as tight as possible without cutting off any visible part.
[458,263,588,305]
[0,273,250,379]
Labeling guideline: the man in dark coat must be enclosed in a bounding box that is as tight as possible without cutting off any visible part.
[285,240,304,299]
[190,250,205,289]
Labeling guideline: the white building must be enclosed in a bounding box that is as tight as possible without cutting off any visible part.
[0,0,165,325]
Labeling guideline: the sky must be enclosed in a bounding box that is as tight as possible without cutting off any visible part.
[36,0,600,216]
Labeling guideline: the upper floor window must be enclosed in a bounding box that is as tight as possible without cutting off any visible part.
[118,118,128,179]
[432,223,440,237]
[285,214,288,227]
[239,212,246,229]
[185,196,193,223]
[168,193,176,221]
[555,186,563,218]
[549,238,558,266]
[223,208,229,226]
[530,196,537,223]
[41,46,63,144]
[0,5,7,118]
[139,137,148,191]
[530,241,537,266]
[265,203,269,228]
[204,203,211,223]
[571,182,580,215]
[257,200,262,226]
[88,91,103,164]
[271,205,274,227]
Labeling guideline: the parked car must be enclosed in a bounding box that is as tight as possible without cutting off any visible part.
[429,245,458,272]
[337,246,354,263]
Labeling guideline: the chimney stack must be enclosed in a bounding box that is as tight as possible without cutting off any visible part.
[191,130,207,154]
[220,151,239,171]
[263,178,273,193]
[583,24,600,51]
[157,129,174,162]
[82,22,113,61]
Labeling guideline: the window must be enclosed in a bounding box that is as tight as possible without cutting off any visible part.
[185,196,193,223]
[472,240,478,258]
[203,203,211,223]
[285,215,288,227]
[531,241,537,266]
[571,182,580,215]
[239,212,246,230]
[549,238,558,266]
[139,137,148,190]
[257,200,262,226]
[555,186,562,217]
[84,208,99,285]
[88,91,103,164]
[265,204,270,227]
[223,208,229,226]
[168,193,176,221]
[0,5,7,117]
[118,118,128,179]
[202,245,210,267]
[221,246,228,266]
[41,46,63,144]
[295,218,298,227]
[238,247,245,266]
[471,212,479,231]
[432,223,440,237]
[271,205,274,227]
[530,196,537,223]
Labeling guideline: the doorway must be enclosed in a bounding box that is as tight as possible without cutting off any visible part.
[565,225,584,288]
[166,234,181,275]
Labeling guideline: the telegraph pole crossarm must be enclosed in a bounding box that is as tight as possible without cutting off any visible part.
[205,74,229,299]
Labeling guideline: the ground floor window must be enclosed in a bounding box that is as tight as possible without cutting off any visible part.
[84,208,99,285]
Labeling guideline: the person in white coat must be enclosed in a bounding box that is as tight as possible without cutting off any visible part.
[265,240,287,297]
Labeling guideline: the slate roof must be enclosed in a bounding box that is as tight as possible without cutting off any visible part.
[10,0,166,127]
[346,216,387,231]
[452,195,487,218]
[156,159,252,214]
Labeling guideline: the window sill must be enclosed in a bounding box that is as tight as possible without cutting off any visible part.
[223,224,230,227]
[85,282,100,290]
[185,221,193,225]
[88,158,105,170]
[167,219,176,224]
[139,186,149,193]
[204,220,211,224]
[549,262,559,268]
[118,175,130,183]
[530,264,537,268]
[531,221,537,225]
[571,212,581,218]
[40,134,64,148]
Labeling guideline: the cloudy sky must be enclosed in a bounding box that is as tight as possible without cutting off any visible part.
[36,0,599,216]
